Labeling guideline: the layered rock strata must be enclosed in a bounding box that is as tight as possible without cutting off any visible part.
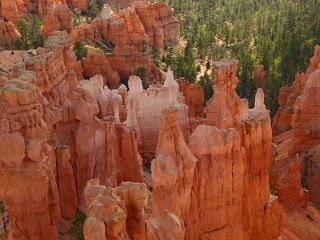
[42,3,73,38]
[271,46,320,209]
[0,31,144,240]
[150,58,283,240]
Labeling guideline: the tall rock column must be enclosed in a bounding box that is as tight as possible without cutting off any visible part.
[151,107,197,220]
[0,81,61,240]
[56,145,78,219]
[187,125,244,240]
[69,88,99,208]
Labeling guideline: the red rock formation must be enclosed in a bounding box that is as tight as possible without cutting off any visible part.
[84,179,129,240]
[271,133,308,209]
[0,0,69,22]
[82,47,161,89]
[146,213,185,240]
[281,206,320,240]
[0,31,145,239]
[271,46,320,210]
[273,45,320,135]
[0,20,20,45]
[148,59,283,240]
[0,31,81,240]
[70,0,87,11]
[125,72,189,161]
[84,179,148,240]
[42,3,73,38]
[151,107,197,220]
[205,59,249,128]
[0,0,26,23]
[70,76,144,207]
[56,145,78,219]
[72,1,179,87]
[83,179,185,240]
[82,54,121,89]
[178,79,204,118]
[188,125,245,239]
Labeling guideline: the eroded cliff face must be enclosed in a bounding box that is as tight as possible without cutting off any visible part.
[0,20,19,45]
[42,3,73,38]
[149,59,283,240]
[72,0,180,88]
[0,31,145,240]
[271,46,320,210]
[0,0,70,22]
[273,45,320,136]
[178,79,204,118]
[0,31,78,240]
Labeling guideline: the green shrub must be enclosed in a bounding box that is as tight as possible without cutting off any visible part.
[87,0,102,17]
[74,41,88,60]
[199,73,213,103]
[14,16,44,50]
[70,212,86,240]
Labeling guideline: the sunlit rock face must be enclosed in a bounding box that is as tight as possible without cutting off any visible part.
[273,45,320,136]
[42,3,73,38]
[271,46,320,210]
[70,0,87,11]
[0,31,79,240]
[205,59,249,128]
[151,107,197,220]
[0,31,144,240]
[83,179,185,240]
[0,20,20,45]
[178,79,204,118]
[125,70,189,161]
[0,0,72,22]
[147,58,282,240]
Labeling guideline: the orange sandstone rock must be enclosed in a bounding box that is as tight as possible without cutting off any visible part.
[0,20,20,44]
[273,45,320,135]
[125,71,189,161]
[151,107,197,220]
[178,79,204,118]
[272,46,320,209]
[70,0,87,11]
[42,4,73,38]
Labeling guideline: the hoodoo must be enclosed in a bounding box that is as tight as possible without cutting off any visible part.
[0,1,320,240]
